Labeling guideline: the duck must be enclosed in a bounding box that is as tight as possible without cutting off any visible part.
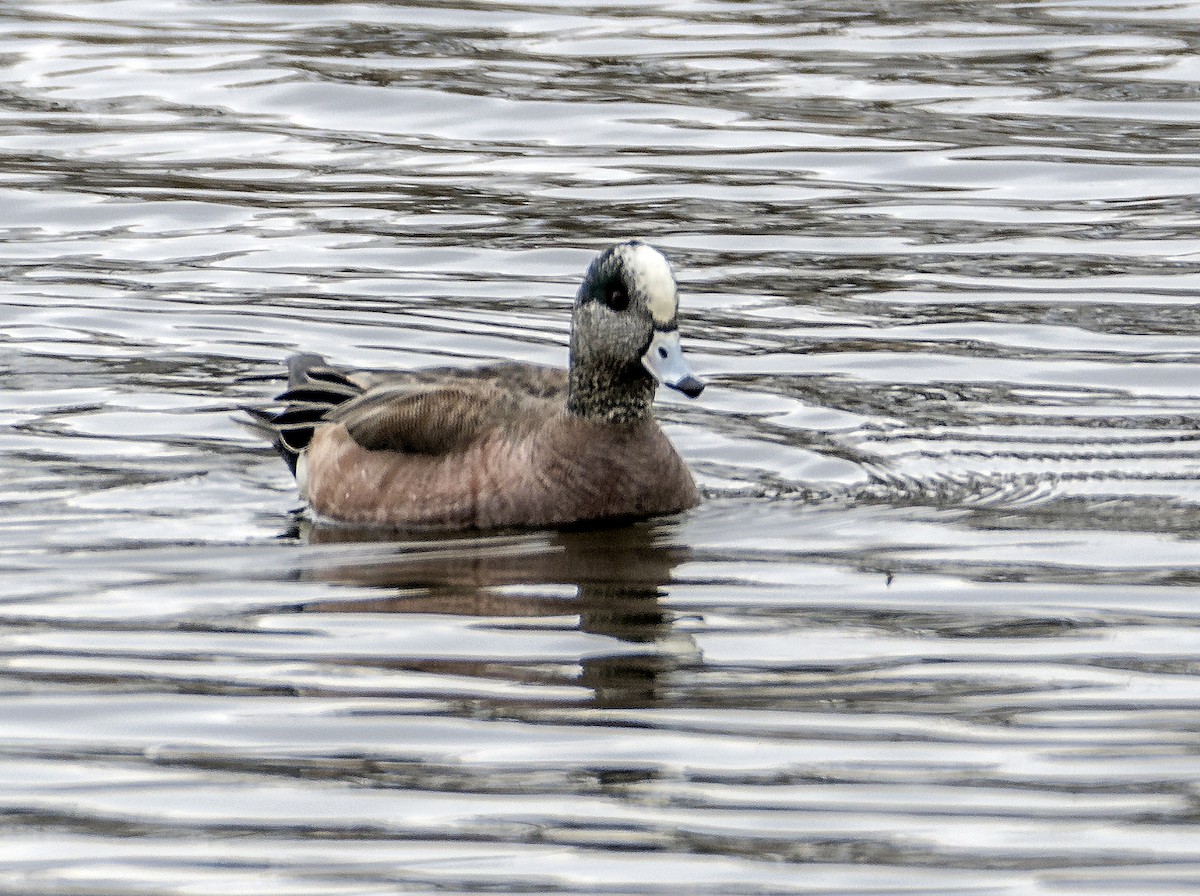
[250,240,705,530]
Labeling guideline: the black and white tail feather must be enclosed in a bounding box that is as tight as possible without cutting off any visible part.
[243,353,363,475]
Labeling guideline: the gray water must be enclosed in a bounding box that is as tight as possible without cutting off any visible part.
[4,1,1200,893]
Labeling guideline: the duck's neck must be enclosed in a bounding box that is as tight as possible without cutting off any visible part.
[567,360,656,423]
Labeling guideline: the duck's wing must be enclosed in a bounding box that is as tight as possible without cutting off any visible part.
[332,362,567,456]
[328,382,512,456]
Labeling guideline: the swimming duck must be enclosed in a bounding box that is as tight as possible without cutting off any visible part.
[251,241,704,529]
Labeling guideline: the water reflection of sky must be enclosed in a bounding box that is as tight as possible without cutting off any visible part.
[4,1,1200,893]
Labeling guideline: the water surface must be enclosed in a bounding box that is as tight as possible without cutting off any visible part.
[4,1,1200,893]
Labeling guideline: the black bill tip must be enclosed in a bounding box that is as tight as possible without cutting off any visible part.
[670,375,705,399]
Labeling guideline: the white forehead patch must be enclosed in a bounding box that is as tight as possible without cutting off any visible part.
[624,243,677,325]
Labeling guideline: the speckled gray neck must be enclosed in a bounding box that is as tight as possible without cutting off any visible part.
[567,360,656,423]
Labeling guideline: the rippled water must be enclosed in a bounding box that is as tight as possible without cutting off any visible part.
[5,1,1200,893]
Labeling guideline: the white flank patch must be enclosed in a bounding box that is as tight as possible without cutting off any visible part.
[295,452,309,501]
[626,243,677,325]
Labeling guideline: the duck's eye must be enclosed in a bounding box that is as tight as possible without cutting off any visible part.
[605,285,629,311]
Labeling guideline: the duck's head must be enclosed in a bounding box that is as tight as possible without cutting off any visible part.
[568,241,704,421]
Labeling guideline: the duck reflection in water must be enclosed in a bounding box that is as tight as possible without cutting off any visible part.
[291,518,696,709]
